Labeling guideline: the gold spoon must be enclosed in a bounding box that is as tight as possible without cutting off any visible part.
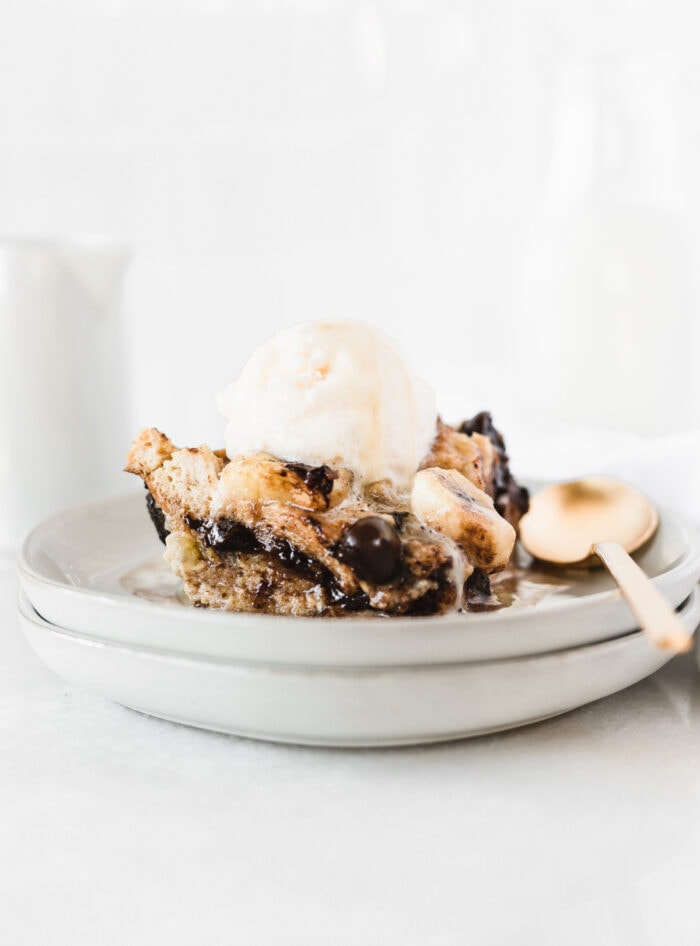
[518,476,692,653]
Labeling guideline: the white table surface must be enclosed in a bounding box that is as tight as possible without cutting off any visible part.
[3,560,700,946]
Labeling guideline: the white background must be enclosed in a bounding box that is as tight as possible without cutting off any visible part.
[6,8,700,945]
[1,0,700,452]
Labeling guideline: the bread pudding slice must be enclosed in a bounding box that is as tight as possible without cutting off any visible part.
[125,414,528,616]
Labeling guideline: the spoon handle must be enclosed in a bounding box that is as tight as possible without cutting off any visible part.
[594,541,693,653]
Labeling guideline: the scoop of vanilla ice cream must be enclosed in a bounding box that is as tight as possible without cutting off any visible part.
[216,321,437,487]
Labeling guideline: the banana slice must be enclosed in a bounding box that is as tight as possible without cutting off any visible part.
[411,467,516,572]
[215,452,352,513]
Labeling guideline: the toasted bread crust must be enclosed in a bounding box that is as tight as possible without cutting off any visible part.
[419,419,497,494]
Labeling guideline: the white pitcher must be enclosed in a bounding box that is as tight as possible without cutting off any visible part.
[0,237,131,550]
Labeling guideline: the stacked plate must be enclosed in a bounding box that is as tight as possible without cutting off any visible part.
[17,491,700,747]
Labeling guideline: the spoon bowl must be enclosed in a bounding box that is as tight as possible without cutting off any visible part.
[519,476,692,653]
[519,476,658,566]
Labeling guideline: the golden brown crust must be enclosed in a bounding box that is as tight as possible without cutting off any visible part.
[125,428,176,478]
[419,419,498,496]
[126,428,224,524]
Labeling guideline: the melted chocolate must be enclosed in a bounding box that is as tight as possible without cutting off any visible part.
[144,500,435,614]
[184,516,260,553]
[262,535,368,608]
[283,461,337,507]
[459,411,529,521]
[391,511,410,530]
[464,568,492,606]
[182,511,367,610]
[262,535,327,583]
[146,490,170,544]
[326,584,371,612]
[406,563,455,615]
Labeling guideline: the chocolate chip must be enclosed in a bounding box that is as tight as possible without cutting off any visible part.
[335,516,403,585]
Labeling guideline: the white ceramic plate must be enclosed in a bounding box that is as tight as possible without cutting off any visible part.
[18,587,700,747]
[18,493,700,665]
